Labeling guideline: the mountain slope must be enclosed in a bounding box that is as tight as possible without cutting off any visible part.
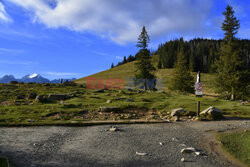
[0,75,17,83]
[0,74,76,84]
[21,74,50,83]
[76,56,216,95]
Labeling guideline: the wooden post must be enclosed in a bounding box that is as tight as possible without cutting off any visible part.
[196,71,201,117]
[197,101,200,116]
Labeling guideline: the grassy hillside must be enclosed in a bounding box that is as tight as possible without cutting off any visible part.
[0,56,248,126]
[76,56,216,95]
[0,82,249,126]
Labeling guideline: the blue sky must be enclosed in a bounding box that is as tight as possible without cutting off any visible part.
[0,0,249,79]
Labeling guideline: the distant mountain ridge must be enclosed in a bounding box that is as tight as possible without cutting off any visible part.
[0,74,76,83]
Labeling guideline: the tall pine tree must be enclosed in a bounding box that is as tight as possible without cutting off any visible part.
[215,5,249,100]
[135,26,156,90]
[170,47,194,93]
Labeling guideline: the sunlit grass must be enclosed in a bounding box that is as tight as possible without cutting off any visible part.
[217,131,250,165]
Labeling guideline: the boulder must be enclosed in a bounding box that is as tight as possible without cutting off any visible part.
[126,99,134,102]
[106,100,112,103]
[172,116,180,122]
[200,106,224,120]
[99,107,121,113]
[35,95,48,103]
[47,94,69,101]
[28,92,37,99]
[16,95,25,99]
[171,108,185,117]
[94,89,105,93]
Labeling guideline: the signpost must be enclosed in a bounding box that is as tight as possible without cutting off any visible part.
[195,71,202,116]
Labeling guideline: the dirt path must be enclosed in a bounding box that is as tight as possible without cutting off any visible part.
[0,120,249,167]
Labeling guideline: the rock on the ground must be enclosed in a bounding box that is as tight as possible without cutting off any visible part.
[106,100,112,103]
[195,152,201,156]
[200,106,224,120]
[35,95,48,102]
[28,92,37,99]
[47,94,69,101]
[136,152,148,156]
[27,119,34,122]
[172,137,179,141]
[181,147,196,153]
[171,108,185,117]
[172,116,180,122]
[16,95,25,99]
[181,158,185,162]
[99,107,121,113]
[94,89,105,93]
[126,99,134,102]
[109,126,118,132]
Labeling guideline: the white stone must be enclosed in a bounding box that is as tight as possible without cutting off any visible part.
[136,152,148,156]
[195,152,201,156]
[109,126,118,132]
[181,147,196,153]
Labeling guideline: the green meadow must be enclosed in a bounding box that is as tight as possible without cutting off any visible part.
[0,60,249,126]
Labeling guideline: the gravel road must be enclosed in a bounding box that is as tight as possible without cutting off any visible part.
[0,120,249,167]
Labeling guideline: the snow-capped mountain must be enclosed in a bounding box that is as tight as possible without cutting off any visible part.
[0,74,76,83]
[21,74,50,83]
[29,73,39,78]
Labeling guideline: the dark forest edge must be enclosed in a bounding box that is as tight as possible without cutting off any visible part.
[112,38,250,74]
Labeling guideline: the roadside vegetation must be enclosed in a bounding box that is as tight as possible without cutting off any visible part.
[0,81,249,126]
[217,131,250,165]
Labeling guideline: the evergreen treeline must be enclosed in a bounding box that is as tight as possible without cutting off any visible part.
[112,54,136,68]
[157,38,250,73]
[111,38,250,73]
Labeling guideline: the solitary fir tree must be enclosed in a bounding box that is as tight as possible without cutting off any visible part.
[215,5,249,100]
[170,47,194,93]
[135,26,156,90]
[111,63,114,68]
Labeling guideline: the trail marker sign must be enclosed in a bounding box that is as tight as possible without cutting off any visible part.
[195,82,203,97]
[195,71,202,116]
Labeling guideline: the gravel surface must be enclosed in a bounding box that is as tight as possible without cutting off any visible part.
[0,120,249,167]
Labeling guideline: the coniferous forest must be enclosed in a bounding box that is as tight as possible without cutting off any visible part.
[114,38,250,74]
[157,38,250,73]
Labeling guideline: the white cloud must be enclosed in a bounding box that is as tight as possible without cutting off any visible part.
[0,2,12,23]
[0,48,24,54]
[91,51,111,57]
[0,60,33,65]
[45,72,79,77]
[7,0,212,43]
[115,56,123,60]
